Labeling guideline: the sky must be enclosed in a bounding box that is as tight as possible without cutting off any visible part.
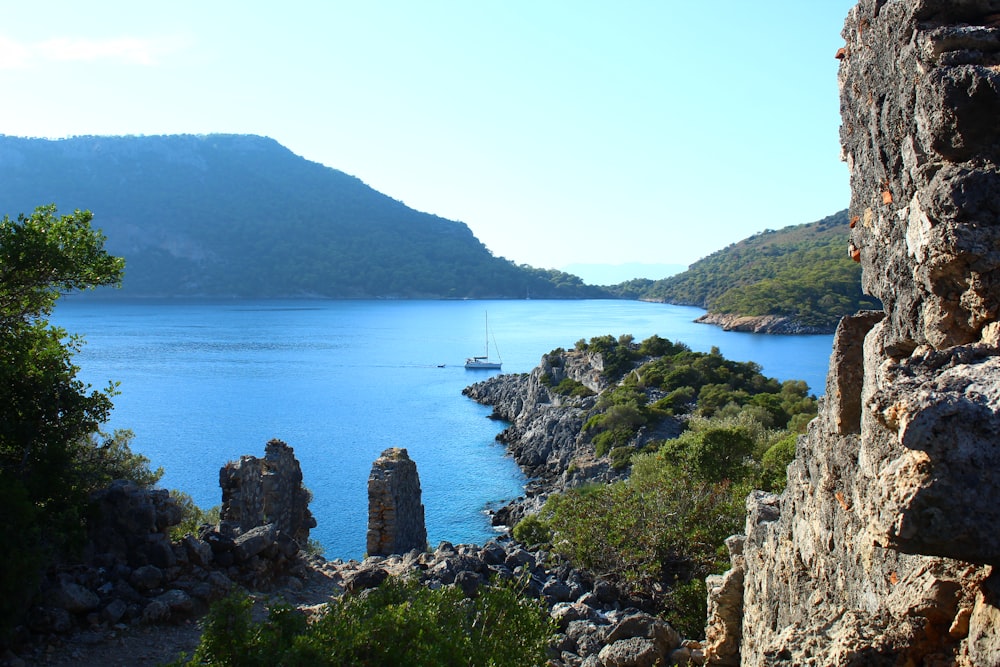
[0,1,857,275]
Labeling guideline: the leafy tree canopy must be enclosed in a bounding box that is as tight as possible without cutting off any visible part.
[0,205,156,634]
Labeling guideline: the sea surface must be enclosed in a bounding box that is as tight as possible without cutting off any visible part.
[52,299,835,560]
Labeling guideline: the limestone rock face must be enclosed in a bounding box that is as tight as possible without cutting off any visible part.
[712,1,1000,664]
[464,348,656,526]
[366,447,427,556]
[219,438,316,545]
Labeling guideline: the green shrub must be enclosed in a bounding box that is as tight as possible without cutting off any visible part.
[659,425,757,483]
[787,411,814,434]
[609,445,636,470]
[759,434,798,492]
[542,456,747,590]
[75,429,164,490]
[512,513,551,548]
[173,577,554,667]
[665,578,708,640]
[169,491,221,541]
[553,377,595,398]
[303,538,326,557]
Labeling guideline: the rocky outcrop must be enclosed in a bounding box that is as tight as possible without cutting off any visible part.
[464,348,679,526]
[366,448,427,556]
[319,538,699,667]
[709,1,1000,664]
[16,440,316,655]
[694,313,831,335]
[219,438,315,546]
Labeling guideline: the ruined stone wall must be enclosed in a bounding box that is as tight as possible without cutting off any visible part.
[219,439,316,545]
[708,1,1000,664]
[366,447,427,556]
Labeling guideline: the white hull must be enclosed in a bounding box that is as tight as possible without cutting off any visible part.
[465,358,501,370]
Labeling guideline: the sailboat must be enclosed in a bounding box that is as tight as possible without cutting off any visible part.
[465,312,502,370]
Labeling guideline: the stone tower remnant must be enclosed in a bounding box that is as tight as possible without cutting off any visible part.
[705,1,1000,664]
[219,438,316,546]
[367,447,427,556]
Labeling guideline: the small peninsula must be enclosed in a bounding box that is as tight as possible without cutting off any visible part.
[610,210,883,333]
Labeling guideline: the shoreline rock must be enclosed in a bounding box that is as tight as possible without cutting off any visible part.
[694,312,832,335]
[463,348,652,528]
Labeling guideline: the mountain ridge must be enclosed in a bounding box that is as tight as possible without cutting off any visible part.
[0,134,606,299]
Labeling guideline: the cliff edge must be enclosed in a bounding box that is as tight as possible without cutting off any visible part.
[709,1,1000,665]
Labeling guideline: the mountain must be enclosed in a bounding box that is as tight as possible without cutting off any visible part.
[0,134,607,299]
[560,262,687,285]
[608,210,882,331]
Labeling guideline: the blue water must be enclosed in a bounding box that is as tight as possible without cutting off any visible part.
[52,299,834,560]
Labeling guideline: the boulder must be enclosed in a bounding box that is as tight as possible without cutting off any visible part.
[51,582,100,615]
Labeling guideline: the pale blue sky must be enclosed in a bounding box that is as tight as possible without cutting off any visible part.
[1,1,856,272]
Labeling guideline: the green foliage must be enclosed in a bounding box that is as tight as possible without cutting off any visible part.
[512,513,551,548]
[665,578,709,640]
[608,445,637,470]
[169,490,221,541]
[174,578,554,667]
[759,434,798,492]
[659,426,758,483]
[541,370,595,398]
[516,338,819,629]
[577,334,643,382]
[553,377,595,398]
[303,538,326,558]
[0,205,138,635]
[76,429,164,491]
[540,458,748,591]
[577,335,817,464]
[0,204,125,321]
[637,334,689,358]
[609,211,882,329]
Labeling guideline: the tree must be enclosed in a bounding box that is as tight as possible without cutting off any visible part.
[0,205,127,633]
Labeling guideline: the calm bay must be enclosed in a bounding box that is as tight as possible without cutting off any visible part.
[52,298,834,560]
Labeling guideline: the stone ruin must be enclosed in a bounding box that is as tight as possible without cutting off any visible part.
[705,1,1000,664]
[21,439,316,644]
[366,447,427,556]
[219,438,316,545]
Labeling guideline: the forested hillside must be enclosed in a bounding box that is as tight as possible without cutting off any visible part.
[0,134,606,299]
[610,210,881,329]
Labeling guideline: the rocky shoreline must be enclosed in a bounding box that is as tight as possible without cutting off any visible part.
[694,312,832,335]
[5,431,704,667]
[462,347,682,530]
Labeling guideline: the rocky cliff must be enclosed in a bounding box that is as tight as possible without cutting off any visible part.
[463,345,689,527]
[463,352,613,525]
[708,1,1000,664]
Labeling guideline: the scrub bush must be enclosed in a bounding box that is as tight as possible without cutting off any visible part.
[173,577,554,667]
